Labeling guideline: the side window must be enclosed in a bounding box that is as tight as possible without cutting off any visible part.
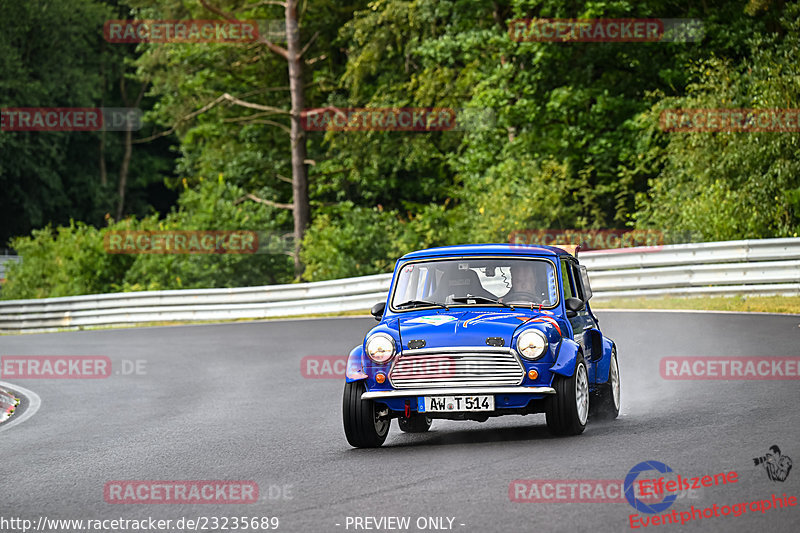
[578,265,593,300]
[560,259,575,299]
[570,263,585,301]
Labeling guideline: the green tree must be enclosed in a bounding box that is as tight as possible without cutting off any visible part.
[634,4,800,239]
[0,0,176,248]
[122,177,294,290]
[130,0,369,276]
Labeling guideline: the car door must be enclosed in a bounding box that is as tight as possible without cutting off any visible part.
[561,258,597,382]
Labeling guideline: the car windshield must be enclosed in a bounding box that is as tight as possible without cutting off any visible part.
[391,258,558,309]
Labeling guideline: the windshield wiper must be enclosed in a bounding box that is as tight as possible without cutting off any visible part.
[450,295,514,309]
[395,299,449,310]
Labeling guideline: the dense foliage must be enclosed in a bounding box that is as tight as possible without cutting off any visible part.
[0,0,176,247]
[2,178,292,298]
[2,0,798,298]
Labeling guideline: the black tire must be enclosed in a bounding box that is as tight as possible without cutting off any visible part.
[546,353,589,436]
[398,414,432,433]
[342,381,390,448]
[590,348,620,420]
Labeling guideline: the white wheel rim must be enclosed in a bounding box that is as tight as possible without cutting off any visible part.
[576,363,589,425]
[611,353,620,410]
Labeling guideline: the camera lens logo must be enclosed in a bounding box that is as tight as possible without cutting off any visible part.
[624,460,678,514]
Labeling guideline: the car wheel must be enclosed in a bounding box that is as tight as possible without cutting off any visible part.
[342,381,390,448]
[398,414,432,433]
[590,348,620,420]
[546,353,589,436]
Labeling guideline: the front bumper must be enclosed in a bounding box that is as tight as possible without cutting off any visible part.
[361,386,555,400]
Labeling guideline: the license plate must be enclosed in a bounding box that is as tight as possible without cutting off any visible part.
[422,395,494,412]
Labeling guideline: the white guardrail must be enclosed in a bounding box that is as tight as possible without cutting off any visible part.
[0,238,798,331]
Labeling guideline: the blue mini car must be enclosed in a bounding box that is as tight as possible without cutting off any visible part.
[342,244,620,448]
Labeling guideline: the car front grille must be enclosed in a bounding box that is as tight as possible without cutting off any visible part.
[388,346,525,389]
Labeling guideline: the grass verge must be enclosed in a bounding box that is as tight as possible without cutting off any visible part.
[593,295,800,315]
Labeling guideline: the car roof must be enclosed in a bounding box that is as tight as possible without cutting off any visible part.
[400,243,573,260]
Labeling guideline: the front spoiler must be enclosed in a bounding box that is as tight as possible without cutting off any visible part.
[361,386,556,400]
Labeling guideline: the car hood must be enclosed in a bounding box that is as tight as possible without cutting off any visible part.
[397,309,554,349]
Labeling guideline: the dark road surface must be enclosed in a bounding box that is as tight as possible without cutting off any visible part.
[1,311,798,533]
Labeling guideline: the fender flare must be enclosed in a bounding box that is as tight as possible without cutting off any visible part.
[551,338,581,377]
[345,345,368,382]
[596,338,617,385]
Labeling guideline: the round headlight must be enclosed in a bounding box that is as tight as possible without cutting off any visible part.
[517,329,548,360]
[366,333,396,363]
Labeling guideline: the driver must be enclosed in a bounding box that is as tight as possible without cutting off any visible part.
[500,263,547,304]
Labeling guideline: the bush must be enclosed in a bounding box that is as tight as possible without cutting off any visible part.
[300,202,455,281]
[2,221,133,299]
[2,178,294,299]
[122,179,293,291]
[634,7,800,240]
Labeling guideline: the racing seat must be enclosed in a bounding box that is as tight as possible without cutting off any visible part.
[429,268,496,303]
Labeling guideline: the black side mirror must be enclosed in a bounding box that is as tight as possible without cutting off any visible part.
[565,297,584,318]
[370,301,386,321]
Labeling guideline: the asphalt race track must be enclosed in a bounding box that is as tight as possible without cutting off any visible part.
[1,311,798,533]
